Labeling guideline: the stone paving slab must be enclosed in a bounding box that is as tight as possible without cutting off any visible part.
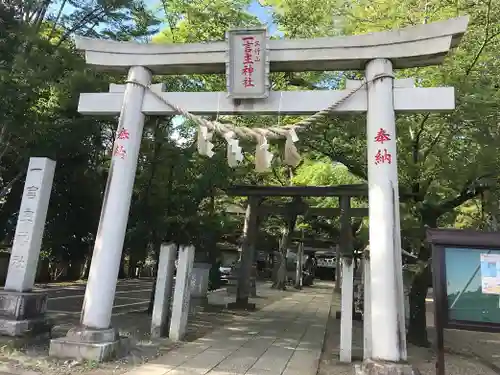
[122,284,332,375]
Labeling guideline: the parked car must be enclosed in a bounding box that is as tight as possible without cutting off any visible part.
[219,264,233,284]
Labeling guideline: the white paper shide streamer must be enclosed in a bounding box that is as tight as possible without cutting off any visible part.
[284,128,301,167]
[197,125,214,157]
[223,131,243,168]
[255,136,273,172]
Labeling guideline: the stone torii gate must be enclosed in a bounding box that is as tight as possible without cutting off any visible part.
[50,16,468,373]
[224,184,370,306]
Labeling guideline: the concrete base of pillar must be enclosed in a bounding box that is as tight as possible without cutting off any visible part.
[0,290,52,337]
[355,360,421,375]
[49,327,129,362]
[0,317,52,337]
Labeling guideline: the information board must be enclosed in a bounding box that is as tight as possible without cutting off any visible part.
[444,247,500,324]
[480,253,500,295]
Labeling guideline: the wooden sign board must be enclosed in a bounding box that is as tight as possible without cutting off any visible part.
[226,28,269,100]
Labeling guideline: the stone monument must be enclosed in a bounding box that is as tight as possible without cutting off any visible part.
[0,157,56,337]
[169,245,195,341]
[150,243,177,339]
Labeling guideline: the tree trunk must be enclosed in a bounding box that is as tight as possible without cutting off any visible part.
[407,212,436,347]
[275,251,287,290]
[271,252,278,284]
[67,258,84,280]
[407,264,431,347]
[128,251,140,278]
[272,217,296,290]
[36,259,51,283]
[118,252,126,279]
[80,253,91,279]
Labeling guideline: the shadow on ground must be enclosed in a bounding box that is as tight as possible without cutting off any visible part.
[0,283,289,375]
[317,290,500,375]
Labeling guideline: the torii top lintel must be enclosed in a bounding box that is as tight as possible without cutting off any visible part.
[75,16,468,75]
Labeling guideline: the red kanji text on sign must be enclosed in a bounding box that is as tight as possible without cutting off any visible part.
[241,36,255,88]
[254,40,261,61]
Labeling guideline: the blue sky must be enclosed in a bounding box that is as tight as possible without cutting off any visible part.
[248,0,278,34]
[145,0,278,35]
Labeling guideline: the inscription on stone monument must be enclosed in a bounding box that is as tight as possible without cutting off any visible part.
[5,158,56,293]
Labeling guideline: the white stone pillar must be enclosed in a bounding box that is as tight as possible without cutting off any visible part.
[363,256,372,360]
[365,58,403,361]
[81,66,152,329]
[393,182,408,360]
[339,258,354,363]
[5,157,56,292]
[294,242,303,289]
[151,243,177,338]
[169,245,195,341]
[335,244,341,291]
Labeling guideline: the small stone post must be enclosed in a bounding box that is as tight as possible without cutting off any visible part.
[169,245,195,341]
[363,251,372,360]
[151,243,177,338]
[0,157,56,337]
[339,195,354,363]
[335,244,341,292]
[339,257,354,363]
[294,242,304,289]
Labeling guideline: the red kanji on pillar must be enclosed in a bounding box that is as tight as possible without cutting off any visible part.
[117,128,130,140]
[375,149,392,165]
[113,144,127,159]
[374,128,391,144]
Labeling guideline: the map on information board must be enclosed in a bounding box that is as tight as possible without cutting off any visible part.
[480,253,500,295]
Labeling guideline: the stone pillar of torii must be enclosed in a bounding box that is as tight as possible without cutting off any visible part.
[49,16,468,373]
